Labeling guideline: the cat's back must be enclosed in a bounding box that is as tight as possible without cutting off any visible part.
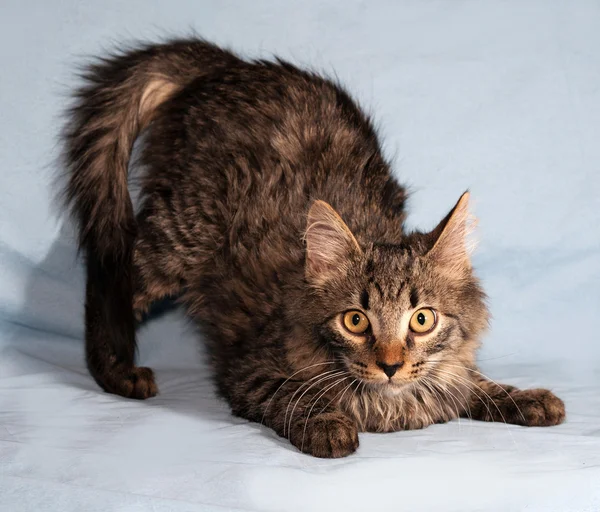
[144,56,383,204]
[138,53,405,280]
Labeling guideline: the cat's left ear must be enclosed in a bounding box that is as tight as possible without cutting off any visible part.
[305,200,361,284]
[426,191,476,270]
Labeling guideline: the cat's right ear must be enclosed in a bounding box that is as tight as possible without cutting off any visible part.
[305,200,361,284]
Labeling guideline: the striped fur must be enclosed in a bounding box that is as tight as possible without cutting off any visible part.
[61,37,565,458]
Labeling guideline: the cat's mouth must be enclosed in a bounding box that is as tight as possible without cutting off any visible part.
[347,368,413,389]
[346,359,433,395]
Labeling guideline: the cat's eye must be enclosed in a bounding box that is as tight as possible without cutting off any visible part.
[409,308,437,334]
[342,311,370,335]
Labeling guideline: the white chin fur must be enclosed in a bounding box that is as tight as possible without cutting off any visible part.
[378,382,409,397]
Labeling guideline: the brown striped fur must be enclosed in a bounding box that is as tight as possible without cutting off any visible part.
[61,37,565,458]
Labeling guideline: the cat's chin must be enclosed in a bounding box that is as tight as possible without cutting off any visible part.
[365,381,411,397]
[382,386,404,397]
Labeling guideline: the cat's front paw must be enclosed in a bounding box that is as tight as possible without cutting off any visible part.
[289,411,359,458]
[505,388,565,427]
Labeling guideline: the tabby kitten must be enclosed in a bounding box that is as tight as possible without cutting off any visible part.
[62,38,565,458]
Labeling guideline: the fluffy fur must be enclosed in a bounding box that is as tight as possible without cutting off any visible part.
[62,38,565,458]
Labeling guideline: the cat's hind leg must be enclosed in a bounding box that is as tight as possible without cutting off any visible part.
[84,249,159,400]
[86,220,187,400]
[465,370,565,426]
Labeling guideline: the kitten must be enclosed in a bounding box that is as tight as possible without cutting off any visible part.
[62,38,565,458]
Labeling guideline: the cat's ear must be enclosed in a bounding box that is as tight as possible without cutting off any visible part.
[426,191,476,270]
[305,200,361,283]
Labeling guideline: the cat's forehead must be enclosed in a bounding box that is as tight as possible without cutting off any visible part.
[360,243,426,305]
[365,243,417,274]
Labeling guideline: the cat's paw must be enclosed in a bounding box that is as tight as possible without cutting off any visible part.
[290,411,359,458]
[504,388,565,427]
[96,365,159,400]
[123,366,159,399]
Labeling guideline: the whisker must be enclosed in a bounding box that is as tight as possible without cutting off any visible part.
[300,376,351,453]
[422,372,476,436]
[429,378,470,422]
[336,379,358,408]
[352,380,364,404]
[422,363,503,426]
[347,380,365,428]
[410,379,435,426]
[428,371,472,421]
[417,377,448,426]
[476,353,517,362]
[431,367,519,448]
[426,373,463,431]
[282,367,343,435]
[318,378,357,416]
[305,374,350,418]
[261,360,341,426]
[286,370,347,437]
[434,368,500,422]
[444,363,527,424]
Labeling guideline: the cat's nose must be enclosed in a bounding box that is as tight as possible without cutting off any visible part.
[376,361,404,378]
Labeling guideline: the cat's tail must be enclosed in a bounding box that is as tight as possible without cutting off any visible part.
[61,38,240,381]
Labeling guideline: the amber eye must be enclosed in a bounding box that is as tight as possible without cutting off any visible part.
[409,308,437,334]
[342,311,370,335]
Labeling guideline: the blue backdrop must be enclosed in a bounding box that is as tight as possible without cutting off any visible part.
[1,1,598,511]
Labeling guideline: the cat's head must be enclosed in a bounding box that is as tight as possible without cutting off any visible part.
[303,193,488,394]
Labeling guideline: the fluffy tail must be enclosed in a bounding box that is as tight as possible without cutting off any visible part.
[62,38,238,395]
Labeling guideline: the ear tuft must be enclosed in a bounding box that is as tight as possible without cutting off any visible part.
[305,200,361,283]
[427,191,477,270]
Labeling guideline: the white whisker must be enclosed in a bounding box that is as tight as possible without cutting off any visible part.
[300,376,351,453]
[432,366,519,448]
[417,377,446,426]
[261,360,341,426]
[426,373,463,431]
[347,380,365,429]
[444,363,526,424]
[282,367,343,435]
[436,367,514,426]
[286,370,347,437]
[319,378,357,416]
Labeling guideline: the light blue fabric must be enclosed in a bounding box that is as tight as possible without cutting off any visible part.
[1,1,599,510]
